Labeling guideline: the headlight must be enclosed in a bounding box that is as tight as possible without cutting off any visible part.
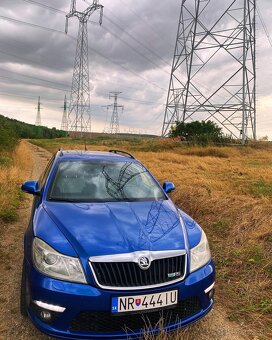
[190,230,211,272]
[32,238,86,284]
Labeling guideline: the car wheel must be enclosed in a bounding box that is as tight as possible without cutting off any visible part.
[20,260,30,317]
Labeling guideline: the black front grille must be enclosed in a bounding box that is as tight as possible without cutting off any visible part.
[70,297,201,333]
[90,255,186,288]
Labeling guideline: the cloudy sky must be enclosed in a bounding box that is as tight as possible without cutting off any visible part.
[0,0,271,137]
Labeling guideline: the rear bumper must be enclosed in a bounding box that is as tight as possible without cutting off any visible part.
[26,260,215,339]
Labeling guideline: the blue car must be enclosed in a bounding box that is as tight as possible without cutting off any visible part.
[21,149,215,339]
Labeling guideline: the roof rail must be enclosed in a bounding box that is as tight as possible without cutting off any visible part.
[109,150,135,159]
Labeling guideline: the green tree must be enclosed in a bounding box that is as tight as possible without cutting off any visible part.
[170,120,224,144]
[0,116,18,150]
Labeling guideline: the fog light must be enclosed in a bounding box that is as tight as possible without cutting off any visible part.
[204,282,215,300]
[40,310,52,321]
[208,288,215,300]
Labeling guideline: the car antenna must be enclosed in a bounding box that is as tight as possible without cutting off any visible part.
[84,140,87,151]
[58,148,63,156]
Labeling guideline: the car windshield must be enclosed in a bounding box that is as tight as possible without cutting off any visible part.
[48,160,166,202]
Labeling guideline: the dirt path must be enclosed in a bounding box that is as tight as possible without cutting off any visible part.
[0,141,252,340]
[0,141,51,340]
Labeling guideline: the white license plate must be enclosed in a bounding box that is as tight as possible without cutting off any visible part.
[111,290,178,314]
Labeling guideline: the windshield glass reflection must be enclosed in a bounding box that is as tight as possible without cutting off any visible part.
[49,161,166,203]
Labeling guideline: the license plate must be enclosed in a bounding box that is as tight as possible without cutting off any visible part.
[111,290,178,314]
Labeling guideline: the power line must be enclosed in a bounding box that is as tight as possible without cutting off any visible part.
[118,0,174,51]
[0,15,167,116]
[0,14,165,91]
[18,0,170,85]
[19,0,100,25]
[0,88,120,109]
[103,12,171,68]
[20,0,66,14]
[0,15,64,34]
[85,0,172,68]
[0,67,69,89]
[101,25,170,76]
[87,41,166,91]
[20,0,172,70]
[0,45,59,71]
[108,95,160,106]
[0,4,169,115]
[0,67,163,107]
[0,74,163,107]
[0,91,74,105]
[0,74,67,92]
[17,0,170,83]
[0,91,37,100]
[257,5,272,48]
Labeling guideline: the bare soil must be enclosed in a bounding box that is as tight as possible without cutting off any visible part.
[0,141,253,340]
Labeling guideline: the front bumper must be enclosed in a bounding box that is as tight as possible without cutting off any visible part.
[26,260,215,339]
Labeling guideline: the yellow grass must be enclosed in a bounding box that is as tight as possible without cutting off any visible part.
[139,149,272,335]
[0,141,33,222]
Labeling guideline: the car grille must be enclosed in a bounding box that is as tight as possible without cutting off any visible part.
[70,297,201,333]
[90,255,186,288]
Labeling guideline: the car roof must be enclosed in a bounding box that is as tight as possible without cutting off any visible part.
[55,150,137,162]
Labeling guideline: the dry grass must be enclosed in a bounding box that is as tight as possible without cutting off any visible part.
[136,149,272,336]
[0,141,33,223]
[30,137,272,337]
[144,152,271,304]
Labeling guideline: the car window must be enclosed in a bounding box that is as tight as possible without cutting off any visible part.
[39,155,55,190]
[48,161,166,202]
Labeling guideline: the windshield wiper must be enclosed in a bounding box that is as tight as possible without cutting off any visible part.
[48,197,80,203]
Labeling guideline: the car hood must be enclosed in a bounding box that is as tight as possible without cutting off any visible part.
[43,200,186,259]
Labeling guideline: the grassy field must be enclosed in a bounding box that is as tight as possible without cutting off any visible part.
[0,114,65,222]
[0,142,33,223]
[30,136,272,337]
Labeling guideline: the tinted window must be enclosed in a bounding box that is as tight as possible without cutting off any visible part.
[48,161,166,202]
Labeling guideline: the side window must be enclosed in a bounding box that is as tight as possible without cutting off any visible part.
[39,155,55,190]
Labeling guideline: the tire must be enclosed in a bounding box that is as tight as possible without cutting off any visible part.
[20,260,29,317]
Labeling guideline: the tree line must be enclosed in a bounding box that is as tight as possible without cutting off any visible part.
[0,114,67,151]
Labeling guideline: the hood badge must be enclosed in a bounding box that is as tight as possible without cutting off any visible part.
[138,256,151,270]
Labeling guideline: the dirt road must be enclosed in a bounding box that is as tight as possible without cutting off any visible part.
[0,141,252,340]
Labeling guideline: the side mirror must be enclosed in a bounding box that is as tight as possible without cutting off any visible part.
[163,181,175,194]
[21,181,40,196]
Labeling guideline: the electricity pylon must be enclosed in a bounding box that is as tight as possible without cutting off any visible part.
[65,0,103,136]
[106,92,124,134]
[61,95,68,131]
[162,0,256,144]
[35,96,41,126]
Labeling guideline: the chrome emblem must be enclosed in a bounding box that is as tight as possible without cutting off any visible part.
[138,256,151,270]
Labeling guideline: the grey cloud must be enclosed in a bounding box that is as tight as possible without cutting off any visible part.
[0,0,270,136]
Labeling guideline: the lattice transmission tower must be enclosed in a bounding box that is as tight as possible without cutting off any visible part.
[106,92,124,134]
[35,96,42,126]
[65,0,103,136]
[162,0,256,144]
[61,95,68,131]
